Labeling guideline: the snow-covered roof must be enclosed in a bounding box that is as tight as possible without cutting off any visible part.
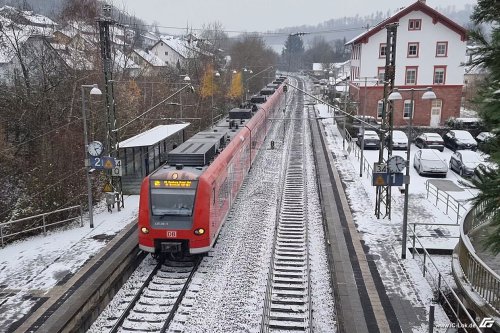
[346,1,467,45]
[113,49,140,70]
[119,123,190,148]
[133,49,166,67]
[0,6,56,27]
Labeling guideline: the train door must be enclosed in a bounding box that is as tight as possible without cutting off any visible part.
[211,182,216,239]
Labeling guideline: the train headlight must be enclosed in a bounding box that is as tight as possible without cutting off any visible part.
[194,228,205,235]
[141,227,149,234]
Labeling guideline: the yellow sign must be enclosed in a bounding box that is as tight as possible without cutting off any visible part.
[374,175,386,186]
[104,159,114,169]
[103,182,113,192]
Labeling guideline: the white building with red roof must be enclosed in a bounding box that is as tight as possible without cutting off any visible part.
[346,0,467,127]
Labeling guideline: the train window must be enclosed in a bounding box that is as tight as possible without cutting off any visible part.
[151,188,195,216]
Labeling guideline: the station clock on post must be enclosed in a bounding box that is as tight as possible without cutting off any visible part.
[87,141,104,157]
[387,155,406,173]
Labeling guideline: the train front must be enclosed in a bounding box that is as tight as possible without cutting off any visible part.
[138,166,209,255]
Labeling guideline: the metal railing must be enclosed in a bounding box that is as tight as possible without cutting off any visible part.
[0,205,83,247]
[456,202,500,312]
[408,225,481,332]
[425,180,467,224]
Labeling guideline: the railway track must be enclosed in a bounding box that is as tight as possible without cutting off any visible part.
[261,79,313,332]
[90,256,200,333]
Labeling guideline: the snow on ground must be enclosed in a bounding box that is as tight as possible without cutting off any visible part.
[316,102,478,331]
[0,195,139,330]
[0,88,480,332]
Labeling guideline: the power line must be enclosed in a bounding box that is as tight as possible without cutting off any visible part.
[116,21,367,41]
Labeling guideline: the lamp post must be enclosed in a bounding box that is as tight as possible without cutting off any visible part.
[388,87,437,259]
[81,84,102,228]
[212,71,220,129]
[179,75,190,120]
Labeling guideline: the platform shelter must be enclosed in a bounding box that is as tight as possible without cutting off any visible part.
[118,123,189,194]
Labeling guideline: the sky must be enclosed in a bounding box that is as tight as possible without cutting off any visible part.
[112,0,477,34]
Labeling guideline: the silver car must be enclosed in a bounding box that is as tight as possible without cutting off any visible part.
[413,149,448,177]
[449,150,490,177]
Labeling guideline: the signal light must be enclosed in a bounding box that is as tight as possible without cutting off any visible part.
[141,227,149,234]
[194,228,205,235]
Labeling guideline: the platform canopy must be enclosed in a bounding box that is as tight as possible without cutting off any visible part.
[118,123,190,148]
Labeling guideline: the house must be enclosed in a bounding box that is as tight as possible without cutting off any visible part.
[150,35,208,69]
[346,0,467,127]
[130,49,167,76]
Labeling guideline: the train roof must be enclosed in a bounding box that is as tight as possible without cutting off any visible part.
[166,112,252,167]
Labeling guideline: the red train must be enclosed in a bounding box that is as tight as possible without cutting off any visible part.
[138,77,287,255]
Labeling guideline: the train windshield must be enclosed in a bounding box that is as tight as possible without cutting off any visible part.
[150,188,196,216]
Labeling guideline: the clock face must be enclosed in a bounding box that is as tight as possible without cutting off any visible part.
[88,141,103,157]
[387,155,406,173]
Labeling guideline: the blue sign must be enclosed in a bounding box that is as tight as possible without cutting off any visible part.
[89,156,116,170]
[372,172,404,186]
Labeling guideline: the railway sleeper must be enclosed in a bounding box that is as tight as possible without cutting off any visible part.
[138,298,176,306]
[273,283,307,293]
[271,303,307,313]
[134,303,174,312]
[272,289,307,297]
[273,276,304,283]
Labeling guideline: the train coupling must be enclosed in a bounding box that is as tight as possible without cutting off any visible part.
[161,241,183,253]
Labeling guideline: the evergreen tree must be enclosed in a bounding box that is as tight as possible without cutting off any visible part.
[467,0,500,252]
[281,34,305,72]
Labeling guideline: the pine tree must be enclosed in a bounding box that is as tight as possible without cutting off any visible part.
[467,0,500,253]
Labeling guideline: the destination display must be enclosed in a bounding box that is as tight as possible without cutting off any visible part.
[152,180,197,188]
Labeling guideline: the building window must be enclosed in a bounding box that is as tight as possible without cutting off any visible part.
[436,42,448,57]
[432,99,442,108]
[408,19,421,30]
[377,67,385,83]
[164,51,168,55]
[403,100,413,118]
[379,43,387,58]
[433,66,446,84]
[407,42,419,57]
[377,100,384,118]
[405,67,418,85]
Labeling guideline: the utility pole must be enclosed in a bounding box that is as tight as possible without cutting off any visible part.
[375,23,398,219]
[98,4,123,209]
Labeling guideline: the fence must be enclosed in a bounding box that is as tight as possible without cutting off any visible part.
[456,201,500,313]
[0,205,83,247]
[408,226,482,332]
[425,180,467,224]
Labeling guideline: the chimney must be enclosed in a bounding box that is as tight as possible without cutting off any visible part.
[418,0,426,3]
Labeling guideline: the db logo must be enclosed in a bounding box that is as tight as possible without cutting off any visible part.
[479,318,495,328]
[166,231,177,238]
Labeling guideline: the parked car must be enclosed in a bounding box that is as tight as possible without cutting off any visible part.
[476,131,494,144]
[351,116,381,133]
[414,133,445,152]
[385,130,408,150]
[413,149,448,177]
[443,130,478,151]
[449,150,490,177]
[356,130,380,149]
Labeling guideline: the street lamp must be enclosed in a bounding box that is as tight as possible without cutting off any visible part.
[211,71,221,128]
[388,87,436,259]
[81,84,102,228]
[179,75,191,120]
